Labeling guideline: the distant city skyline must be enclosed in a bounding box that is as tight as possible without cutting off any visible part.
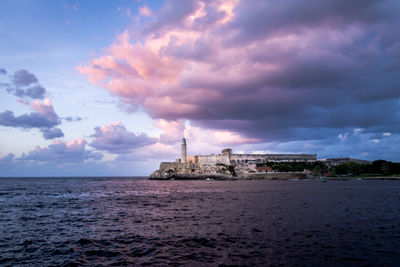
[1,0,399,176]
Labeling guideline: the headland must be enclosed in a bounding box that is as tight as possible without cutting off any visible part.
[149,138,375,180]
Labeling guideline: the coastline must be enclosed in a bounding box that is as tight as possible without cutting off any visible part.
[148,175,400,181]
[326,176,400,181]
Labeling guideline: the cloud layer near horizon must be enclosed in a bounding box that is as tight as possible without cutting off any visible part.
[20,139,103,163]
[90,121,158,154]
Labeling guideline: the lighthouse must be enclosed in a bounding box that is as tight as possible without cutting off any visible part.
[181,137,187,163]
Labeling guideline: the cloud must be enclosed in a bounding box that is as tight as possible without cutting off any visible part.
[11,69,38,86]
[0,153,14,162]
[90,121,158,154]
[139,6,152,17]
[32,99,59,123]
[144,0,201,33]
[248,129,400,162]
[40,127,64,140]
[0,98,63,139]
[0,152,155,177]
[78,0,400,159]
[225,0,393,45]
[7,85,46,99]
[0,110,59,129]
[21,139,103,163]
[0,68,80,140]
[3,69,46,99]
[0,98,60,129]
[154,119,186,144]
[63,116,83,122]
[116,142,177,161]
[0,68,6,75]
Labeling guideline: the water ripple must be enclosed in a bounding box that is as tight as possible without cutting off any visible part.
[0,178,400,265]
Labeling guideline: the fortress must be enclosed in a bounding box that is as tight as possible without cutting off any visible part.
[149,138,317,179]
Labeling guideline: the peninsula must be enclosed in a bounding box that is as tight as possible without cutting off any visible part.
[150,138,397,180]
[150,138,324,180]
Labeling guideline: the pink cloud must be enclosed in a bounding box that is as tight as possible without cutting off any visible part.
[78,0,400,146]
[21,139,102,163]
[127,142,177,160]
[154,119,186,144]
[90,121,157,154]
[153,119,260,152]
[139,6,152,16]
[32,98,59,123]
[181,122,261,155]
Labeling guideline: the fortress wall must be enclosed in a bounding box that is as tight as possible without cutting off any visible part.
[188,155,201,164]
[230,153,316,162]
[197,154,230,165]
[160,162,180,170]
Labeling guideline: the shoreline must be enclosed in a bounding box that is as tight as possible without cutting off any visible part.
[148,176,400,181]
[326,176,400,180]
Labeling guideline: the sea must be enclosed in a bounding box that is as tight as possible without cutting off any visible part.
[0,177,400,266]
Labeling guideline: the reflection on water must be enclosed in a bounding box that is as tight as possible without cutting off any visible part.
[1,177,400,265]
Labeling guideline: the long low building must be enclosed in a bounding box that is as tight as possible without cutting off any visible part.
[187,148,316,165]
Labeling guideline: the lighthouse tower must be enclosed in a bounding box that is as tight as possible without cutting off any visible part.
[181,137,187,163]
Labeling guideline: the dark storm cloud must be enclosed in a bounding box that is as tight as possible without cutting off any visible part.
[90,122,157,154]
[80,0,400,153]
[40,127,64,140]
[0,110,59,129]
[227,0,397,44]
[182,0,400,141]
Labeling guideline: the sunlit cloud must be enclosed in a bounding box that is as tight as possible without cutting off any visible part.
[139,5,152,17]
[21,139,103,163]
[79,0,400,150]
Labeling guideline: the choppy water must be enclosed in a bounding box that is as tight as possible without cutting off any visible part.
[1,178,400,266]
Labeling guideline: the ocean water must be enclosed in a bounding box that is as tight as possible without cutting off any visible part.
[0,178,400,266]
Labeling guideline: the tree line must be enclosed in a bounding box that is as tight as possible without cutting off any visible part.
[330,160,400,176]
[257,160,400,177]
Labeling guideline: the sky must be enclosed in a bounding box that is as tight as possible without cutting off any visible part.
[1,0,400,177]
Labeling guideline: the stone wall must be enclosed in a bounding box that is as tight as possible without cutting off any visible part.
[197,154,230,165]
[187,156,198,164]
[230,153,316,162]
